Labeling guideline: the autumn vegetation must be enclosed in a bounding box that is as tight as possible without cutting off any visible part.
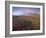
[12,14,40,31]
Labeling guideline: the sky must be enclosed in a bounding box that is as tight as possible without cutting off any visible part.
[12,7,40,16]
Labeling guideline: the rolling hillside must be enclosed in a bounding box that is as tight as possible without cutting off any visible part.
[12,13,40,31]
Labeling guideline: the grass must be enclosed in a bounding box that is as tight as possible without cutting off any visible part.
[12,14,40,31]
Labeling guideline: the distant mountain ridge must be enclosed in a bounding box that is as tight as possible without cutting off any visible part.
[13,12,40,16]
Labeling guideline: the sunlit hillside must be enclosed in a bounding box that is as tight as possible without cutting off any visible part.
[12,13,40,31]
